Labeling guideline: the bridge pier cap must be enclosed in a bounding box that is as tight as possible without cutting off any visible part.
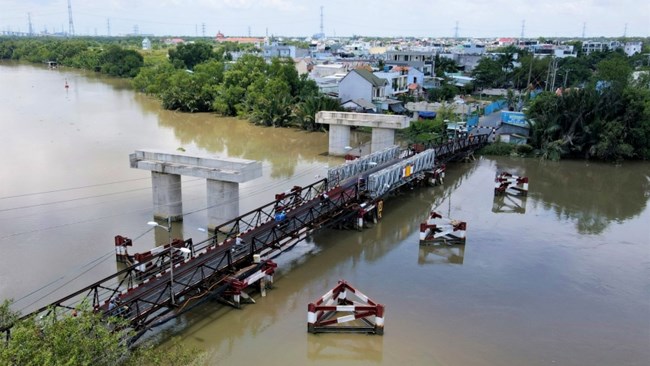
[130,149,263,224]
[316,111,410,156]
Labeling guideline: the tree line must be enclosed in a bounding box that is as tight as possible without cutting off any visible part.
[0,38,340,131]
[1,37,649,161]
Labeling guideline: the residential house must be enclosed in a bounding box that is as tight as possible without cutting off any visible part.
[498,111,530,144]
[338,69,387,105]
[142,37,151,50]
[262,43,309,59]
[624,41,643,56]
[341,98,378,113]
[582,40,622,54]
[293,57,312,76]
[374,69,408,97]
[311,63,347,78]
[530,44,577,58]
[385,50,436,76]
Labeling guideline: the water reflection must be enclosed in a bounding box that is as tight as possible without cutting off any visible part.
[492,194,528,214]
[495,159,650,234]
[307,334,384,362]
[418,243,465,265]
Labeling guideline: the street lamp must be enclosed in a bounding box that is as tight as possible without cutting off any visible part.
[147,218,190,306]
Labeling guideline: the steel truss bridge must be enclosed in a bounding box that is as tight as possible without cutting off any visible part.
[4,134,488,341]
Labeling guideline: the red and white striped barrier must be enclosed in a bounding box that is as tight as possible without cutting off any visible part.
[114,235,133,263]
[426,164,446,186]
[494,172,529,196]
[222,260,277,308]
[419,211,467,243]
[308,280,385,335]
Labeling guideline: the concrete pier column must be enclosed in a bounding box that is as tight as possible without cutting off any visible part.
[316,111,410,157]
[131,150,262,230]
[328,124,351,156]
[371,127,396,153]
[151,172,183,221]
[207,179,239,230]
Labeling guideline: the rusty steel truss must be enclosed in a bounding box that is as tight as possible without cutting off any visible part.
[6,134,489,340]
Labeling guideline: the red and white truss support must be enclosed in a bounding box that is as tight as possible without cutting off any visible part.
[308,280,385,335]
[221,259,277,309]
[425,164,446,186]
[494,172,529,196]
[419,211,467,243]
[114,235,133,263]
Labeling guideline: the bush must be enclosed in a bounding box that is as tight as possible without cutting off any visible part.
[515,144,533,155]
[479,142,515,156]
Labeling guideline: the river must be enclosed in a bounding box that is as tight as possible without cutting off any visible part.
[0,62,648,366]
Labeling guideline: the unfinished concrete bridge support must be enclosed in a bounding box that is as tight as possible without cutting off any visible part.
[316,111,410,156]
[130,150,262,229]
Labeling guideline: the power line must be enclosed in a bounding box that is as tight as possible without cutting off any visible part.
[0,177,150,201]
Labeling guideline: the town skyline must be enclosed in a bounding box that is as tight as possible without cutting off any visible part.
[2,0,649,38]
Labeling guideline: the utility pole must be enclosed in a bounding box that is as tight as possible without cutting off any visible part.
[545,58,552,91]
[526,55,533,90]
[550,58,558,91]
[563,69,570,88]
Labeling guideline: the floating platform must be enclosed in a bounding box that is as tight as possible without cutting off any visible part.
[308,280,385,335]
[419,211,467,244]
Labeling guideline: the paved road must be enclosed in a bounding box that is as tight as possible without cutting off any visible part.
[469,110,503,143]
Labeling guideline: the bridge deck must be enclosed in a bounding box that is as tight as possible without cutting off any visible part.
[12,134,489,336]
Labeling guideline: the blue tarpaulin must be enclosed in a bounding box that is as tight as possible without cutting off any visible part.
[418,111,437,119]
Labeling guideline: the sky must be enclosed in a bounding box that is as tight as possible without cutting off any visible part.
[1,0,649,39]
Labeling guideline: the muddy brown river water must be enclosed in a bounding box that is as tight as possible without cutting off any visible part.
[1,62,648,365]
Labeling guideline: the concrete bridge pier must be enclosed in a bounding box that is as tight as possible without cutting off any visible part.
[130,149,262,231]
[371,127,396,153]
[151,172,183,221]
[207,180,240,231]
[329,125,352,156]
[316,111,410,156]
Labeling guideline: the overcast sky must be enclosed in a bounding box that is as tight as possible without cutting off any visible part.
[2,0,649,38]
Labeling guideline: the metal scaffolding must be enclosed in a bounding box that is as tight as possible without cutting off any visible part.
[327,146,400,188]
[367,149,436,198]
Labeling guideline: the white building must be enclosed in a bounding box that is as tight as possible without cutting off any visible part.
[582,40,622,54]
[624,42,643,56]
[263,43,296,59]
[142,37,151,50]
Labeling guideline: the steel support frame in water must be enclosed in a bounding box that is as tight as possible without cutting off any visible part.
[308,280,385,335]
